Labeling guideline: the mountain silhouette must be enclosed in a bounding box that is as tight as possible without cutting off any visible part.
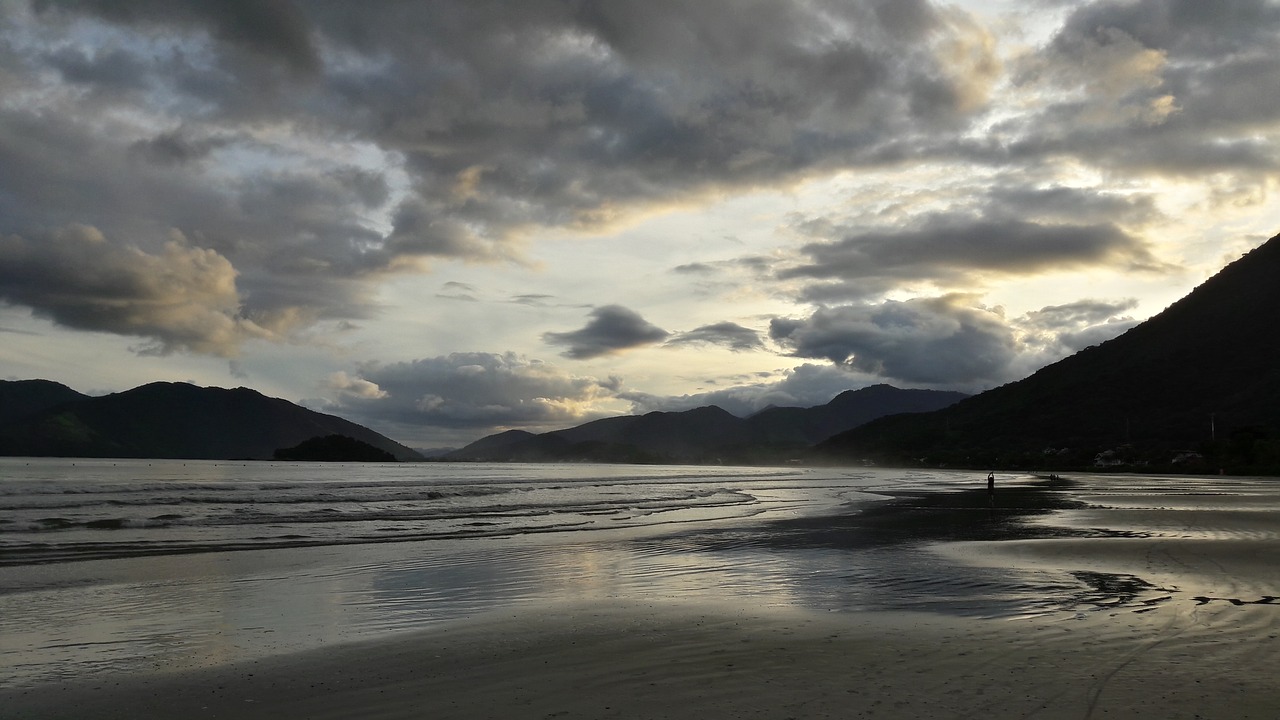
[746,385,969,446]
[0,379,88,425]
[816,233,1280,472]
[274,434,398,462]
[0,381,422,461]
[446,385,967,464]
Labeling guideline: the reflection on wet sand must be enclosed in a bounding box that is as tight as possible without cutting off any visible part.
[5,471,1280,696]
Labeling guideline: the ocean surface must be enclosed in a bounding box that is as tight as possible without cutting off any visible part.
[4,459,1266,689]
[0,459,893,566]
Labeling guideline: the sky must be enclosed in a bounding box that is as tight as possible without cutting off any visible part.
[2,0,1279,450]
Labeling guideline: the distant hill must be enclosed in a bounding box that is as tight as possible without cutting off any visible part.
[745,385,969,446]
[0,381,423,461]
[816,233,1280,473]
[274,434,397,462]
[446,385,967,464]
[0,380,88,425]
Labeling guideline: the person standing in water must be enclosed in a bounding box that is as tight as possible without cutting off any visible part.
[987,472,995,506]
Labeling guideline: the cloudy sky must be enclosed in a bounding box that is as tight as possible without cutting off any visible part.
[2,0,1278,449]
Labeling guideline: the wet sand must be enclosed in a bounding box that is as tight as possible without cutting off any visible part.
[5,473,1280,719]
[5,597,1278,720]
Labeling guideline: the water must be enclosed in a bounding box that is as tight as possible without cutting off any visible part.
[2,460,1220,689]
[0,460,913,686]
[0,460,880,566]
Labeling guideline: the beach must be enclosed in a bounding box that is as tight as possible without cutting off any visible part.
[4,465,1280,718]
[6,597,1278,719]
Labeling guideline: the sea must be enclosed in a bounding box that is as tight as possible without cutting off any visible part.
[0,458,1207,688]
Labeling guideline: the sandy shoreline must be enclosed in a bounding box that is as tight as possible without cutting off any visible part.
[6,472,1280,718]
[5,596,1278,719]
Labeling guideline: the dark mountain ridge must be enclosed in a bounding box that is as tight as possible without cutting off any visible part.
[446,384,967,464]
[816,233,1280,473]
[746,385,970,445]
[0,380,422,461]
[0,379,88,425]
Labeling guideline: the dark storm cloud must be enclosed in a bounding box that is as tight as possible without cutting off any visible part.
[783,214,1162,303]
[1008,0,1280,176]
[0,105,392,340]
[0,225,255,356]
[983,186,1161,226]
[129,130,228,167]
[323,352,621,434]
[770,296,1017,385]
[3,0,1278,362]
[19,0,997,236]
[766,294,1145,390]
[543,305,670,360]
[45,45,152,91]
[33,0,321,77]
[1054,0,1280,59]
[667,322,765,352]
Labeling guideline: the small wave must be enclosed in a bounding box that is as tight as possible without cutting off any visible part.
[36,517,77,529]
[14,515,182,533]
[85,518,128,530]
[0,484,518,512]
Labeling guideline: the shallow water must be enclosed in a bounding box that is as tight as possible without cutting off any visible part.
[0,460,844,565]
[3,462,1272,688]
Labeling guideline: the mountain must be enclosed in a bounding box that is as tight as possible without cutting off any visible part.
[0,380,88,425]
[446,384,967,464]
[0,381,422,461]
[816,233,1280,473]
[745,385,969,446]
[274,435,397,462]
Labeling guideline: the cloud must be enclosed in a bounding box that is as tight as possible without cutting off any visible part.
[509,294,559,307]
[770,295,1018,386]
[1052,0,1280,61]
[1004,0,1280,176]
[129,129,229,167]
[1014,297,1140,359]
[326,371,389,400]
[0,106,394,338]
[766,294,1145,391]
[543,305,669,359]
[672,262,717,275]
[0,225,262,356]
[437,281,479,302]
[34,0,322,78]
[321,352,623,442]
[983,186,1162,226]
[667,322,765,352]
[1019,297,1140,332]
[3,0,1279,383]
[780,193,1167,302]
[14,0,1000,246]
